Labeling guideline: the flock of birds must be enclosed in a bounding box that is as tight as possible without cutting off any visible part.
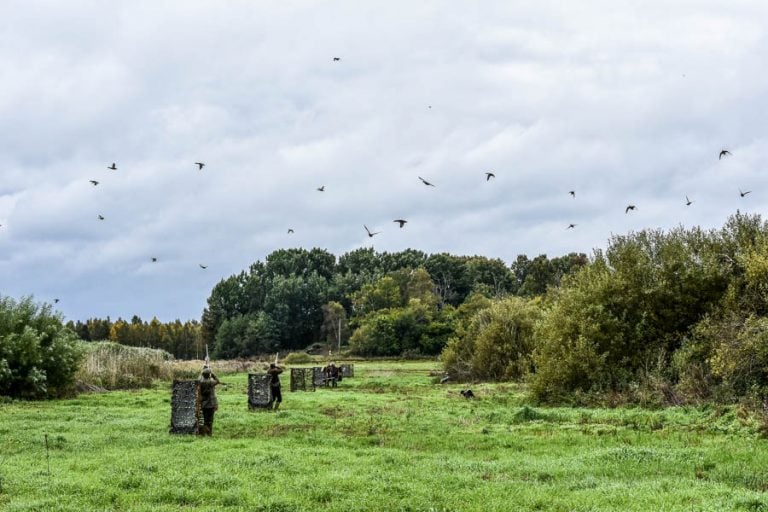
[278,145,745,236]
[4,57,756,308]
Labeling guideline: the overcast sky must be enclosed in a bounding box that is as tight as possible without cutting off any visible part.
[1,1,767,322]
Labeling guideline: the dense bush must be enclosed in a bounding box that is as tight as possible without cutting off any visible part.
[283,352,315,364]
[0,296,84,399]
[530,213,768,404]
[349,299,454,356]
[442,297,541,382]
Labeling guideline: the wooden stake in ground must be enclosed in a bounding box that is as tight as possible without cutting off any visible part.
[44,434,50,476]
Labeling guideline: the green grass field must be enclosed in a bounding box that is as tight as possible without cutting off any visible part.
[2,360,768,511]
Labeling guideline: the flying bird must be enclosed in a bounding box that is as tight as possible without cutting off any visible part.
[317,186,325,192]
[567,224,576,229]
[364,225,380,238]
[287,228,294,234]
[739,188,751,197]
[569,190,575,198]
[393,219,407,228]
[199,264,207,269]
[418,176,436,187]
[485,172,495,181]
[625,205,636,214]
[97,215,105,220]
[89,180,99,186]
[53,298,60,304]
[195,162,205,170]
[685,196,693,206]
[719,150,731,160]
[107,163,117,170]
[333,57,341,61]
[151,257,157,262]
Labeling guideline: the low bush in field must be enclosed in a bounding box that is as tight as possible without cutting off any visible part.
[283,352,315,364]
[76,342,173,390]
[0,295,84,399]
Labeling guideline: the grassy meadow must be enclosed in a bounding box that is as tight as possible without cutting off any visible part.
[2,360,768,511]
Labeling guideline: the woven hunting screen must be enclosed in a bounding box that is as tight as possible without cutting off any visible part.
[340,364,354,378]
[290,368,315,392]
[248,374,272,409]
[312,367,326,387]
[170,380,200,434]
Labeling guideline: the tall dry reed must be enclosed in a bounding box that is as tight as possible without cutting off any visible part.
[76,341,173,390]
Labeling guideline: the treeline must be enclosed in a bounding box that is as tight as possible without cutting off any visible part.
[444,212,768,405]
[66,316,202,359]
[201,248,587,358]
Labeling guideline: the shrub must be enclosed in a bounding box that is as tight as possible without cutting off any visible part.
[0,295,84,399]
[283,352,314,364]
[442,297,541,382]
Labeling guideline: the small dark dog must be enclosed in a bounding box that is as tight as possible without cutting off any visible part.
[460,389,475,399]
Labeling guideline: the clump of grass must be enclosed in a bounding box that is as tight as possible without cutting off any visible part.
[282,352,315,364]
[76,342,173,390]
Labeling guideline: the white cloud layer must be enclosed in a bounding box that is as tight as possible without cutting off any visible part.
[1,1,767,321]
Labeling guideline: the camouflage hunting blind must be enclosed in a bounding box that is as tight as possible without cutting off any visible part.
[290,367,315,392]
[169,380,201,434]
[312,366,326,387]
[248,373,272,409]
[340,364,354,378]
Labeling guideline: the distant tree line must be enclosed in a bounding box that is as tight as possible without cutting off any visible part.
[444,212,768,405]
[200,248,587,359]
[66,316,202,360]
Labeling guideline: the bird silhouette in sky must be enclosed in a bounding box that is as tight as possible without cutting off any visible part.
[317,186,325,192]
[195,162,205,170]
[569,190,576,198]
[333,57,341,61]
[740,188,751,197]
[393,219,407,228]
[418,176,435,187]
[485,172,495,181]
[686,196,693,206]
[364,225,380,238]
[287,228,294,234]
[625,205,636,214]
[54,298,60,304]
[151,257,157,262]
[567,224,576,229]
[107,163,117,170]
[97,215,105,220]
[719,149,731,160]
[199,264,207,269]
[89,180,99,186]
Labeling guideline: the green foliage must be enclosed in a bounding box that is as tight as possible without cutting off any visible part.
[320,301,349,351]
[530,214,768,404]
[0,295,84,399]
[199,247,586,359]
[214,312,277,359]
[442,297,542,382]
[282,352,315,364]
[349,299,454,357]
[710,316,768,395]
